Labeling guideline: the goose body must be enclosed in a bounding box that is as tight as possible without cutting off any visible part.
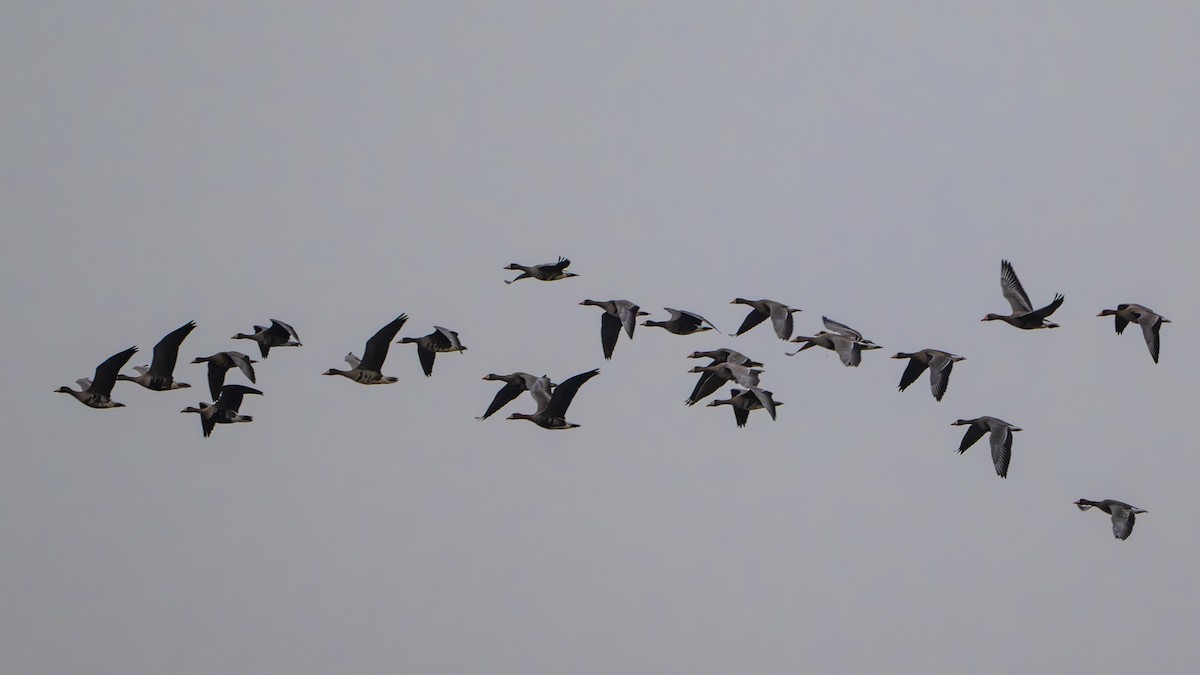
[730,298,800,339]
[398,326,466,377]
[507,369,600,429]
[233,319,302,359]
[1074,499,1148,540]
[504,256,577,284]
[982,260,1064,329]
[1098,304,1170,363]
[642,308,720,335]
[191,351,257,400]
[478,372,551,420]
[323,314,407,384]
[892,349,965,401]
[56,346,139,409]
[707,387,781,426]
[118,321,196,390]
[580,300,648,360]
[952,416,1022,478]
[788,317,881,366]
[181,384,263,438]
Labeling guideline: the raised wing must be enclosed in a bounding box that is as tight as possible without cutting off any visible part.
[1000,260,1033,313]
[822,316,863,340]
[544,369,600,419]
[91,346,138,395]
[360,314,408,372]
[149,321,196,377]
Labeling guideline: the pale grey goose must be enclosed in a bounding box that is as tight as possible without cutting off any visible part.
[707,387,781,426]
[191,351,257,400]
[1074,499,1148,540]
[580,300,648,360]
[893,349,965,401]
[1098,304,1170,363]
[478,372,553,420]
[788,317,881,366]
[504,257,577,284]
[507,369,600,429]
[730,298,800,339]
[398,326,466,377]
[181,384,263,438]
[233,319,302,359]
[982,260,1064,329]
[642,308,720,335]
[56,346,138,409]
[323,314,408,384]
[118,321,195,391]
[952,416,1022,478]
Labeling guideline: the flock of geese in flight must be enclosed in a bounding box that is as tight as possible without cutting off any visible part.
[56,257,1167,540]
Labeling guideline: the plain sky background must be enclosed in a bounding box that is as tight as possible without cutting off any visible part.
[3,3,1198,673]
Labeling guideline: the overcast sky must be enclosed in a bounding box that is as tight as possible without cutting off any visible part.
[3,3,1198,673]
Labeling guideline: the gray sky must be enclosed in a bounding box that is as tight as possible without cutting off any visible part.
[3,3,1198,673]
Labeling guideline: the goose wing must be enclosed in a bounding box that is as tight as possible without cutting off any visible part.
[928,353,955,401]
[227,352,257,383]
[268,319,301,344]
[769,302,795,339]
[897,356,929,392]
[833,338,862,367]
[732,308,769,337]
[344,353,362,368]
[748,386,777,420]
[687,365,726,406]
[360,314,408,372]
[432,326,463,351]
[1138,313,1164,363]
[1110,506,1136,540]
[822,316,863,340]
[544,369,599,419]
[1026,294,1065,321]
[91,346,138,396]
[990,425,1013,478]
[1112,304,1132,334]
[669,308,719,333]
[149,321,196,377]
[616,301,641,339]
[1000,260,1033,313]
[214,385,263,413]
[599,311,622,360]
[544,256,571,273]
[529,376,553,412]
[958,422,986,452]
[417,345,436,377]
[479,381,527,420]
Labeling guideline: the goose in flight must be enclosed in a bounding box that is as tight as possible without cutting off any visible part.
[507,369,600,429]
[1073,499,1148,540]
[952,416,1022,478]
[118,321,196,391]
[233,319,302,359]
[191,351,257,400]
[982,260,1064,329]
[730,298,800,339]
[504,257,577,284]
[642,308,721,335]
[398,326,466,377]
[56,346,138,409]
[580,300,648,360]
[181,384,263,438]
[788,317,881,366]
[686,361,764,407]
[478,372,552,420]
[892,349,965,401]
[323,314,408,384]
[707,387,781,426]
[1097,304,1170,363]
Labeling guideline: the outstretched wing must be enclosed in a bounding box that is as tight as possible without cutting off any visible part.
[214,385,263,413]
[479,381,526,420]
[149,321,196,377]
[361,314,408,372]
[732,309,768,337]
[545,369,600,419]
[599,312,622,360]
[929,354,955,401]
[91,346,139,396]
[958,423,986,453]
[822,316,863,340]
[1000,260,1033,313]
[990,426,1013,478]
[897,357,929,392]
[1139,315,1163,363]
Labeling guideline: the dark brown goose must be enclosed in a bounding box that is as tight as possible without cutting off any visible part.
[507,369,600,429]
[729,298,800,339]
[580,300,648,360]
[504,256,578,284]
[181,384,263,438]
[982,260,1063,329]
[1073,499,1148,540]
[323,314,408,384]
[952,416,1022,478]
[232,319,302,359]
[892,349,965,401]
[1097,304,1170,363]
[56,346,138,409]
[398,326,466,377]
[191,351,257,400]
[118,321,196,390]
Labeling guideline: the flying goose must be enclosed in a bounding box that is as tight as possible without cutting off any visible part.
[1074,499,1148,540]
[398,326,466,377]
[478,372,554,420]
[788,317,882,366]
[504,257,578,284]
[181,384,263,438]
[982,260,1064,329]
[642,308,721,335]
[56,346,138,409]
[580,300,648,360]
[507,369,600,429]
[323,314,408,384]
[686,349,764,406]
[706,387,781,426]
[952,416,1022,478]
[892,349,965,401]
[685,361,763,406]
[191,351,257,400]
[730,298,800,339]
[118,321,196,391]
[1097,304,1170,363]
[233,319,302,359]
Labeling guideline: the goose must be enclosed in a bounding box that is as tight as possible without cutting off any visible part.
[1097,304,1170,363]
[323,314,408,384]
[892,349,965,401]
[118,321,195,390]
[982,260,1064,329]
[707,387,781,426]
[191,351,257,400]
[504,256,578,284]
[685,361,763,406]
[398,326,466,377]
[788,317,881,366]
[642,308,721,335]
[686,349,764,406]
[507,369,600,429]
[478,372,553,420]
[56,346,138,409]
[1074,499,1148,540]
[952,417,1022,478]
[181,384,263,438]
[730,298,800,339]
[580,300,648,360]
[232,319,301,359]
